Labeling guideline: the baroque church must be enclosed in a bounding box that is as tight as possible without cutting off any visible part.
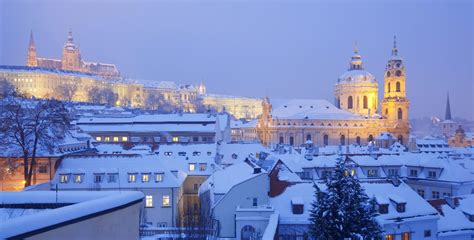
[27,30,120,79]
[257,37,410,147]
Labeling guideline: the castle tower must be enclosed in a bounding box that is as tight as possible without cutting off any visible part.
[334,43,378,116]
[381,36,410,144]
[61,30,82,71]
[27,31,38,67]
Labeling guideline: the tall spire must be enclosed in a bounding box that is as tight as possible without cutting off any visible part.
[445,92,452,120]
[29,30,35,47]
[392,35,398,56]
[354,41,359,55]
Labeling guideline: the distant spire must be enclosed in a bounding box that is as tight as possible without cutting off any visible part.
[392,35,398,56]
[445,92,452,120]
[29,30,35,47]
[354,41,359,55]
[67,29,74,44]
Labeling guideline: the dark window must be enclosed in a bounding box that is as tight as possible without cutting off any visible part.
[396,81,401,92]
[289,136,294,146]
[306,134,311,141]
[396,203,406,213]
[252,198,257,207]
[279,136,284,144]
[396,70,402,77]
[38,165,48,174]
[363,96,368,109]
[368,134,374,142]
[379,204,389,214]
[340,135,346,146]
[323,134,329,146]
[432,191,440,199]
[388,82,391,92]
[348,96,353,109]
[398,108,403,120]
[424,230,431,237]
[356,136,361,145]
[398,135,404,145]
[292,204,304,214]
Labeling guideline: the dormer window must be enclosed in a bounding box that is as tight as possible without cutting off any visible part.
[291,198,304,215]
[164,151,173,156]
[409,169,418,177]
[396,203,406,213]
[378,204,389,214]
[73,174,83,183]
[388,169,399,177]
[60,174,70,183]
[94,174,104,183]
[142,173,150,182]
[367,169,378,177]
[155,173,164,182]
[128,173,137,182]
[428,171,437,178]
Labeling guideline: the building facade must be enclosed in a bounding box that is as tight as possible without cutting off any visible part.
[257,39,410,147]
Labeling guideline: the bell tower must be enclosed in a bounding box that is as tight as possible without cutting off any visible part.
[27,31,38,67]
[381,36,410,144]
[61,30,82,71]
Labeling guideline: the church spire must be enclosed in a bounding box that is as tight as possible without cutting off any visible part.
[29,30,35,47]
[67,29,74,44]
[445,92,452,120]
[392,35,398,56]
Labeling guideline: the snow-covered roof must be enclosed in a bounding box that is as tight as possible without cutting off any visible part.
[269,183,315,224]
[53,155,187,189]
[364,182,439,224]
[337,69,376,84]
[218,142,269,165]
[0,65,105,81]
[0,191,143,239]
[269,99,364,120]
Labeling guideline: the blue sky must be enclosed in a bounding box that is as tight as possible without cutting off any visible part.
[1,0,472,119]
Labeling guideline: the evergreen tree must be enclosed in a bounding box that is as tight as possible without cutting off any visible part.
[309,156,383,240]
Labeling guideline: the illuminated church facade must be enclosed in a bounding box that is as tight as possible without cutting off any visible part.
[257,38,410,147]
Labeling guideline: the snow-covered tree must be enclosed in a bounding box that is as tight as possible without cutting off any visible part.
[0,97,71,187]
[309,157,382,240]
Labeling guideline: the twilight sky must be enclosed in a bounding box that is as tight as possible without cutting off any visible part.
[0,0,472,119]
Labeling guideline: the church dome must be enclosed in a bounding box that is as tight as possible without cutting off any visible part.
[337,46,376,84]
[338,69,376,84]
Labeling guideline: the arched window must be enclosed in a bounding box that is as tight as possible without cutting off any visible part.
[279,134,284,144]
[356,136,361,145]
[398,108,403,120]
[363,96,368,109]
[396,82,401,92]
[306,134,312,141]
[323,134,329,146]
[340,135,346,146]
[388,83,391,92]
[289,136,294,146]
[348,96,353,109]
[385,108,388,115]
[398,135,404,145]
[368,134,374,143]
[241,225,256,240]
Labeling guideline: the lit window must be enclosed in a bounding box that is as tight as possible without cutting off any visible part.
[95,136,102,141]
[401,232,410,240]
[142,173,150,182]
[172,136,179,142]
[105,137,110,142]
[113,137,119,142]
[385,234,394,240]
[199,163,207,171]
[38,165,48,174]
[73,174,83,183]
[122,136,128,142]
[60,174,70,183]
[155,173,163,182]
[189,163,196,172]
[146,195,153,208]
[108,173,117,183]
[162,195,170,207]
[128,173,137,182]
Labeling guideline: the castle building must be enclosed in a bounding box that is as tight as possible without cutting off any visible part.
[27,30,120,79]
[257,37,410,147]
